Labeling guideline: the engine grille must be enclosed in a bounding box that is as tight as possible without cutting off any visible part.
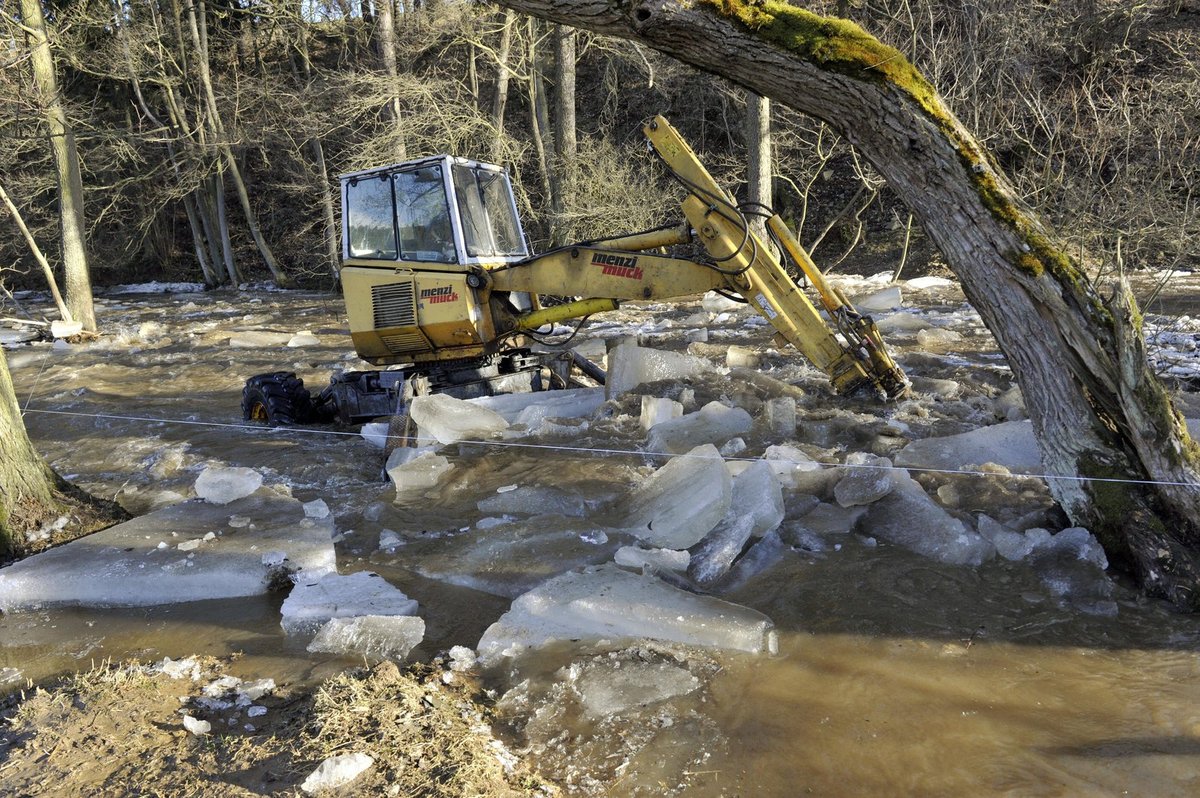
[380,331,431,354]
[372,281,417,329]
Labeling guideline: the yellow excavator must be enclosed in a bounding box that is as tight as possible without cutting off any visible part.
[243,116,908,426]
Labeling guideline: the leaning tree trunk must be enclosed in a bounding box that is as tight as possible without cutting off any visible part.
[495,0,1200,607]
[0,349,58,556]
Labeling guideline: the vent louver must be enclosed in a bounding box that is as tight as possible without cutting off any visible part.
[372,281,417,329]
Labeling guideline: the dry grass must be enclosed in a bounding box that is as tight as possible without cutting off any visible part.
[0,657,556,797]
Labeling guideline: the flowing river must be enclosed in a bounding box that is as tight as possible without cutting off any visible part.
[2,272,1199,795]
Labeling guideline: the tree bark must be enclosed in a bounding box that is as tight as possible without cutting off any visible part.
[493,0,1200,607]
[745,91,771,240]
[20,0,97,332]
[0,183,74,321]
[491,10,516,159]
[375,0,408,162]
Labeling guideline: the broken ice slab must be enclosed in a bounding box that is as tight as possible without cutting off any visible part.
[640,395,683,432]
[50,319,84,338]
[360,422,390,449]
[895,420,1042,475]
[764,444,835,493]
[715,530,791,591]
[227,330,293,348]
[194,466,264,505]
[1029,527,1115,616]
[622,444,731,549]
[281,571,419,636]
[977,514,1034,561]
[0,327,40,346]
[409,393,509,445]
[915,327,965,353]
[468,387,605,430]
[388,451,453,497]
[851,285,903,313]
[763,397,796,440]
[833,453,898,507]
[726,345,761,369]
[300,753,375,795]
[605,342,711,399]
[855,471,994,566]
[307,615,425,661]
[573,660,701,720]
[873,312,931,334]
[614,545,690,572]
[287,330,321,347]
[398,515,630,598]
[701,291,743,313]
[0,493,336,611]
[476,563,776,664]
[477,485,587,517]
[645,401,753,455]
[689,514,756,588]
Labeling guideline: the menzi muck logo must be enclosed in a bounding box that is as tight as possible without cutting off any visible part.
[420,285,459,304]
[592,252,643,280]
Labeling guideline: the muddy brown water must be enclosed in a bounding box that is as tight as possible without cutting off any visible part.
[3,276,1200,795]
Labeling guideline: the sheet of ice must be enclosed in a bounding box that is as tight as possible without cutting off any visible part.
[646,401,753,455]
[410,393,509,444]
[281,571,419,636]
[855,472,994,566]
[852,285,903,312]
[606,342,711,399]
[307,615,425,661]
[50,320,83,338]
[300,753,375,795]
[640,396,683,431]
[623,445,731,549]
[573,661,701,720]
[716,530,790,590]
[0,327,40,345]
[228,330,293,348]
[895,420,1043,474]
[194,466,263,505]
[476,563,776,664]
[764,444,833,493]
[400,515,629,598]
[388,452,453,496]
[833,453,898,507]
[732,460,785,537]
[614,546,690,572]
[702,291,743,313]
[0,494,336,610]
[477,486,586,517]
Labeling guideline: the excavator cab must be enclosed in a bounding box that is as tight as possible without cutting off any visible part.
[341,157,528,268]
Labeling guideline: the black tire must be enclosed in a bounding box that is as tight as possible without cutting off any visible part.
[242,372,315,426]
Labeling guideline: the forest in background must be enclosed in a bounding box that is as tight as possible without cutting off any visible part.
[1,0,1196,292]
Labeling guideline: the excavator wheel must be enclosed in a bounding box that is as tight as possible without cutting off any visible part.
[242,372,315,426]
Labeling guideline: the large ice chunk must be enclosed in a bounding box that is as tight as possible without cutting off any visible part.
[194,466,263,505]
[307,615,425,661]
[852,285,903,312]
[614,546,690,572]
[300,753,374,795]
[477,563,776,664]
[688,514,757,587]
[398,515,628,598]
[689,462,783,585]
[468,387,604,425]
[763,397,796,440]
[855,471,995,566]
[895,420,1042,474]
[977,514,1034,561]
[388,451,453,496]
[1028,527,1115,615]
[409,393,509,445]
[623,445,731,549]
[646,401,753,455]
[798,502,867,535]
[228,330,292,348]
[281,571,419,636]
[833,453,897,507]
[606,342,710,399]
[0,494,336,610]
[640,396,683,431]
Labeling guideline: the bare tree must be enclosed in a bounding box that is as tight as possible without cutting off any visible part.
[492,0,1200,607]
[19,0,97,331]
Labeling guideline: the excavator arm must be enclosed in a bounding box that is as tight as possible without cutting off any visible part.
[490,115,908,399]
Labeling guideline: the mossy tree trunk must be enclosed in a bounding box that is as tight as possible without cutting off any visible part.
[0,349,59,557]
[495,0,1200,607]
